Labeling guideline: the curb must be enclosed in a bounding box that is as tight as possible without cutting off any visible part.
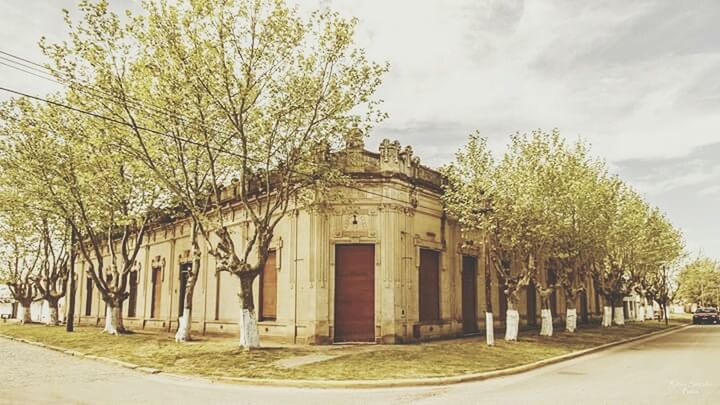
[0,324,689,389]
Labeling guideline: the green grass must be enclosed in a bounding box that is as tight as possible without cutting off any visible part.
[0,319,682,381]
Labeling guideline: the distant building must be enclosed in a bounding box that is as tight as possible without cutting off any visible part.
[69,139,604,343]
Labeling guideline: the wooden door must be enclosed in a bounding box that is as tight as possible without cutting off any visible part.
[84,277,93,316]
[177,263,191,317]
[334,244,375,342]
[527,280,537,326]
[419,249,440,322]
[580,291,589,323]
[461,256,478,334]
[151,267,162,318]
[128,271,138,318]
[260,251,277,321]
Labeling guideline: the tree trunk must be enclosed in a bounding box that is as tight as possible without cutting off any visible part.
[504,300,519,341]
[19,302,32,324]
[613,305,625,326]
[636,304,645,322]
[175,264,198,342]
[565,308,577,332]
[47,298,60,326]
[504,309,519,341]
[602,306,612,327]
[238,275,260,349]
[540,309,554,336]
[485,312,495,346]
[103,301,124,335]
[175,306,193,342]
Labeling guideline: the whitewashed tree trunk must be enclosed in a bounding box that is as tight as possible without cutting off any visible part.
[485,312,495,346]
[504,309,519,341]
[48,303,59,326]
[239,308,260,349]
[175,308,192,342]
[103,306,118,335]
[637,305,645,322]
[565,308,577,332]
[602,306,613,327]
[645,303,654,320]
[540,309,554,336]
[19,304,31,324]
[613,306,625,326]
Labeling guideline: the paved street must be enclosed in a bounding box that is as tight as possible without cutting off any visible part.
[1,325,718,405]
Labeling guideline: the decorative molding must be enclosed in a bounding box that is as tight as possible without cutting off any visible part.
[151,256,166,281]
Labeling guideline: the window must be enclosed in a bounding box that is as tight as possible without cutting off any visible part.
[260,251,277,321]
[419,249,440,322]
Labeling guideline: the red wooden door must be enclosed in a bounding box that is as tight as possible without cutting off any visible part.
[419,249,440,322]
[334,244,375,342]
[261,251,277,321]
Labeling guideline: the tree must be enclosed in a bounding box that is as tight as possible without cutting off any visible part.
[32,218,70,326]
[442,134,497,344]
[0,198,41,324]
[549,141,612,333]
[0,98,161,334]
[42,0,386,347]
[676,257,720,307]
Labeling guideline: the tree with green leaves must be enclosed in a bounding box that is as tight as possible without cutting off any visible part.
[0,98,163,334]
[0,205,41,324]
[41,0,386,347]
[676,257,720,307]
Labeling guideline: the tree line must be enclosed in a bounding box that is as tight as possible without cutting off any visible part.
[442,130,685,342]
[0,0,385,348]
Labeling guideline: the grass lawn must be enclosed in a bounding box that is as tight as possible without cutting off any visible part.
[0,318,685,381]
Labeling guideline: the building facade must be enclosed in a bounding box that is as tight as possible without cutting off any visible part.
[69,139,603,344]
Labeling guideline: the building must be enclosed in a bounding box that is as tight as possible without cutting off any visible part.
[69,139,602,343]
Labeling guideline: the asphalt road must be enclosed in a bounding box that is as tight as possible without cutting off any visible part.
[0,325,718,405]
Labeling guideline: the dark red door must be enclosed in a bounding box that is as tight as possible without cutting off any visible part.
[462,256,478,333]
[419,249,440,322]
[260,251,277,321]
[334,244,375,342]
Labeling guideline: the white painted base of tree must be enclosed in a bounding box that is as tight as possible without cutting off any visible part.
[505,309,519,341]
[485,312,495,346]
[645,304,654,320]
[18,305,31,324]
[103,306,118,335]
[637,305,645,322]
[602,306,612,327]
[565,308,577,332]
[175,308,192,342]
[613,306,625,326]
[239,308,260,349]
[540,309,554,336]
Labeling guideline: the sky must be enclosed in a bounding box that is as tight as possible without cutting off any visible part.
[0,0,718,258]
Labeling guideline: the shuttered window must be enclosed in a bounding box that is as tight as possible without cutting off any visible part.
[260,251,277,321]
[419,249,440,322]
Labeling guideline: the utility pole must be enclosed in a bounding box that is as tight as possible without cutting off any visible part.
[65,225,76,332]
